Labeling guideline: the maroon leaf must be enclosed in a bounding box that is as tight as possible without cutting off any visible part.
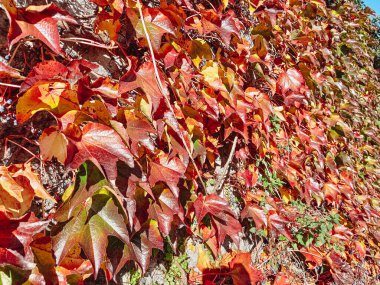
[0,212,49,269]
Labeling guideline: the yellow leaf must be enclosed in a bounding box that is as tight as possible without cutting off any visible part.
[62,184,74,202]
[279,187,292,204]
[0,166,34,216]
[95,17,121,42]
[0,166,24,202]
[82,99,112,125]
[16,81,79,123]
[139,97,152,121]
[187,39,212,68]
[201,62,226,91]
[196,243,213,270]
[0,270,12,285]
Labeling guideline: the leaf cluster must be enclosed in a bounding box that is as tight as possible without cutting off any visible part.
[0,0,379,284]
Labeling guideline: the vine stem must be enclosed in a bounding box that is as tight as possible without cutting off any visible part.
[0,82,21,88]
[287,249,324,259]
[135,0,206,190]
[5,138,41,162]
[61,37,118,50]
[8,42,22,65]
[213,136,238,193]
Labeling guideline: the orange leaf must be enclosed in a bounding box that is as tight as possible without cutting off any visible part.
[229,252,263,285]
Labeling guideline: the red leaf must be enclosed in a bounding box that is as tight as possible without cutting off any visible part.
[276,68,305,95]
[246,87,272,123]
[238,169,258,188]
[194,194,242,248]
[119,62,169,115]
[126,8,175,51]
[70,122,134,183]
[0,62,23,79]
[268,210,293,240]
[0,248,34,270]
[323,182,341,204]
[303,178,321,204]
[148,153,186,197]
[20,61,69,92]
[148,188,183,236]
[194,193,235,222]
[326,251,354,284]
[300,246,324,269]
[0,212,49,269]
[124,110,156,154]
[353,240,366,259]
[217,11,241,45]
[115,220,163,273]
[90,0,124,15]
[2,1,77,55]
[241,203,267,230]
[20,60,97,92]
[273,272,291,285]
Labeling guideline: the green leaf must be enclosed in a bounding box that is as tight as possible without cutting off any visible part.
[52,190,129,278]
[57,161,107,221]
[0,269,12,285]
